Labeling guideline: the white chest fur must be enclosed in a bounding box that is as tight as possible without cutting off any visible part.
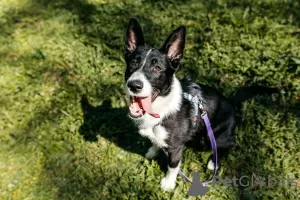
[133,77,182,127]
[133,77,182,147]
[139,125,169,147]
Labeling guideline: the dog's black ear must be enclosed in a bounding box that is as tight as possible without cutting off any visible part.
[161,26,186,68]
[125,18,145,53]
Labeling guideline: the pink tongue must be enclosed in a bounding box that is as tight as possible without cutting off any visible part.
[140,96,160,118]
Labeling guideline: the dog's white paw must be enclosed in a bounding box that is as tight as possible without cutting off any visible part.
[160,177,176,191]
[207,159,217,171]
[145,146,159,159]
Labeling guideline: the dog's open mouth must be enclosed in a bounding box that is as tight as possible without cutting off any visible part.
[129,91,160,118]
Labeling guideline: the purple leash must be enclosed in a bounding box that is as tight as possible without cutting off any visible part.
[165,93,219,185]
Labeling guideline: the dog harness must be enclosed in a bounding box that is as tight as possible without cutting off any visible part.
[164,92,218,185]
[183,93,201,127]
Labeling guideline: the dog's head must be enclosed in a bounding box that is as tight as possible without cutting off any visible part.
[124,18,186,119]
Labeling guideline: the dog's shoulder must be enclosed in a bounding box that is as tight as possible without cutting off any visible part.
[180,77,227,102]
[179,77,202,99]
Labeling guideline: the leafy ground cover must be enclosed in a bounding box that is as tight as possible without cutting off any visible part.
[0,0,299,199]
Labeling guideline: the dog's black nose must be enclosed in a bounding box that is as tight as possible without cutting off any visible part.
[127,80,143,93]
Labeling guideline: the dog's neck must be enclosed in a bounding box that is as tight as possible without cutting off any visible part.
[152,76,182,118]
[132,75,182,129]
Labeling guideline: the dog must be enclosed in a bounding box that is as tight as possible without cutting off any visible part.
[124,18,278,191]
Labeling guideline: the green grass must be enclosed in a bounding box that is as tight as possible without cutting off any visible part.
[0,0,299,199]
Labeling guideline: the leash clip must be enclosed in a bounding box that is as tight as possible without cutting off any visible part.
[201,111,207,118]
[199,100,207,117]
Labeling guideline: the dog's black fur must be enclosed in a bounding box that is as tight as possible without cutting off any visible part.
[124,18,278,190]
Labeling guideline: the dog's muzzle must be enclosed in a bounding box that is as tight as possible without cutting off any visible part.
[128,88,160,118]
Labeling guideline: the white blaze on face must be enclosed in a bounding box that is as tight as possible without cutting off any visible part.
[126,48,160,118]
[126,48,153,96]
[141,48,153,68]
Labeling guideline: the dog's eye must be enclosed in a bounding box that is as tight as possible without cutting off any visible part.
[129,56,141,67]
[130,60,137,66]
[151,58,158,65]
[152,66,161,72]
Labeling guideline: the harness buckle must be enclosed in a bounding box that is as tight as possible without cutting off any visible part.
[199,100,204,110]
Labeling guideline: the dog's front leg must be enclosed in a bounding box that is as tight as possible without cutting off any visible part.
[145,144,160,159]
[160,146,183,191]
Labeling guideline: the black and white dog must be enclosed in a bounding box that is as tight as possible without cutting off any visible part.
[124,18,277,191]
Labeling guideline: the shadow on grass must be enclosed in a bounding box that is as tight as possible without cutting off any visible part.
[79,95,144,154]
[78,95,169,168]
